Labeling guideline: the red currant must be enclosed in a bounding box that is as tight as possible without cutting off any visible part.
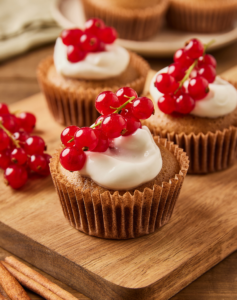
[94,41,106,52]
[10,148,27,165]
[61,28,83,46]
[80,34,99,52]
[92,129,109,152]
[155,73,179,94]
[85,18,105,36]
[174,48,194,68]
[120,107,133,118]
[176,94,195,114]
[122,115,141,136]
[0,149,11,170]
[95,91,120,115]
[60,147,86,171]
[102,114,127,138]
[94,115,104,128]
[198,54,216,69]
[29,154,47,173]
[24,136,45,155]
[0,114,19,133]
[17,112,36,133]
[185,39,204,59]
[99,27,117,44]
[67,45,86,63]
[131,97,154,119]
[168,63,186,81]
[4,165,28,189]
[0,129,10,151]
[197,65,216,83]
[188,77,209,100]
[13,131,30,144]
[74,127,98,151]
[37,153,51,176]
[158,95,176,114]
[61,125,79,147]
[0,103,10,115]
[116,87,138,107]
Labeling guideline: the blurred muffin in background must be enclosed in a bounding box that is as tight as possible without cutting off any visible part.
[167,0,237,33]
[81,0,169,40]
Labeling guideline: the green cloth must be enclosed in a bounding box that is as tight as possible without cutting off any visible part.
[0,0,61,61]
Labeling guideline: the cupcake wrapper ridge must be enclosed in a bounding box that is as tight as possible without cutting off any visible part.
[37,54,149,127]
[50,137,189,239]
[167,0,237,33]
[81,0,169,41]
[143,122,237,174]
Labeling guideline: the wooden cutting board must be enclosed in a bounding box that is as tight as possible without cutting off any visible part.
[0,67,237,300]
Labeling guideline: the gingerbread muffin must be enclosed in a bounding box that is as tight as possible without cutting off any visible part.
[81,0,169,41]
[166,0,237,33]
[37,18,149,127]
[50,88,189,239]
[144,39,237,174]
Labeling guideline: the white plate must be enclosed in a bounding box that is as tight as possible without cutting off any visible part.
[51,0,237,57]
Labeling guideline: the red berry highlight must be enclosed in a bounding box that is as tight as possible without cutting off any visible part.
[67,45,86,63]
[132,97,154,119]
[60,147,86,171]
[155,73,179,94]
[85,18,105,36]
[188,77,209,100]
[168,62,186,81]
[10,148,27,165]
[95,91,120,115]
[24,136,46,155]
[80,33,99,52]
[17,112,36,133]
[176,94,195,114]
[4,165,28,189]
[61,28,83,46]
[185,39,204,59]
[173,48,193,68]
[197,65,216,83]
[0,114,19,133]
[61,125,79,147]
[198,54,217,68]
[102,114,127,138]
[74,127,98,151]
[29,154,47,173]
[158,95,176,114]
[116,87,138,107]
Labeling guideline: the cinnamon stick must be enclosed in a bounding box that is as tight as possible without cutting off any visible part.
[0,262,30,300]
[0,285,10,300]
[3,257,78,300]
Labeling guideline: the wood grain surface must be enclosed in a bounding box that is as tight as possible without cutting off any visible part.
[0,92,236,300]
[0,43,237,299]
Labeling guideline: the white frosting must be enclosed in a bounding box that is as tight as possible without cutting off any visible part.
[61,127,162,190]
[150,67,237,118]
[54,37,130,80]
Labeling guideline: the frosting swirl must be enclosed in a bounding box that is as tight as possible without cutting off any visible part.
[54,37,130,80]
[150,67,237,118]
[59,126,162,190]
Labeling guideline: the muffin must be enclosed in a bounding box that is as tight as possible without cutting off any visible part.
[50,88,189,239]
[81,0,169,40]
[167,0,237,33]
[37,19,150,127]
[144,39,237,174]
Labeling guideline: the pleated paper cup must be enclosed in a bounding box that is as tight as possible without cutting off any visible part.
[166,0,237,33]
[81,0,169,41]
[37,53,149,127]
[143,121,237,174]
[50,137,189,239]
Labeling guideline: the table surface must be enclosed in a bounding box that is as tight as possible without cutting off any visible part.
[0,42,237,300]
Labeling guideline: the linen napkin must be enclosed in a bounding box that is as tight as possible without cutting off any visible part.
[0,0,61,61]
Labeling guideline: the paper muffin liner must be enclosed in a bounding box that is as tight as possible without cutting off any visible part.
[37,53,149,127]
[166,0,237,33]
[50,137,189,239]
[143,121,237,174]
[81,0,169,41]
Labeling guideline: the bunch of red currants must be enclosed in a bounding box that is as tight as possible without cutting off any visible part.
[60,87,154,172]
[0,103,51,189]
[156,38,217,115]
[61,18,117,63]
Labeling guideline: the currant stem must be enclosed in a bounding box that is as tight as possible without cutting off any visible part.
[90,95,136,129]
[174,39,215,94]
[0,122,20,148]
